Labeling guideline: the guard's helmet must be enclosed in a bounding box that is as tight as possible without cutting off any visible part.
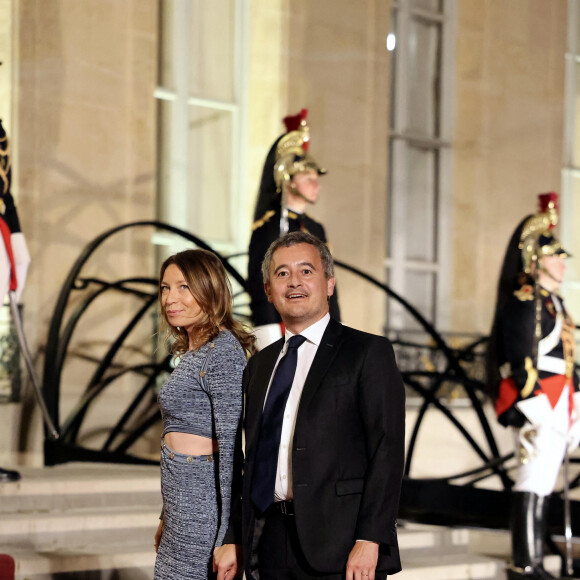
[273,110,326,193]
[519,192,570,273]
[253,109,326,222]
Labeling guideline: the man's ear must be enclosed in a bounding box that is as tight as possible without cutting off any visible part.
[265,281,273,303]
[326,276,336,297]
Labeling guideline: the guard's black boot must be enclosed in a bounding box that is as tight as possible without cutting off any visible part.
[537,494,576,580]
[508,491,556,579]
[0,466,20,482]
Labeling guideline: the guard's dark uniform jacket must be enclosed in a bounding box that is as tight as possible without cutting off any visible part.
[494,285,578,427]
[248,207,341,326]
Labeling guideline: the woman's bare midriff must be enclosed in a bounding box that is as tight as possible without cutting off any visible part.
[165,432,218,455]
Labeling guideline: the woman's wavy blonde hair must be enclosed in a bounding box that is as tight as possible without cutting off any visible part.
[159,249,255,357]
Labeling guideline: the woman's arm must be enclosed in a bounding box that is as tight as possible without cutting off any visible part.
[205,339,246,547]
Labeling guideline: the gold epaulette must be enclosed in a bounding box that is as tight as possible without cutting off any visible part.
[520,356,538,398]
[252,210,276,231]
[513,285,534,301]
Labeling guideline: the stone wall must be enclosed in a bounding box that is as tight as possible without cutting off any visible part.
[0,0,571,468]
[281,0,391,335]
[2,0,159,462]
[452,0,566,333]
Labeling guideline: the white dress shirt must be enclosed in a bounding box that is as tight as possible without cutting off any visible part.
[262,313,330,501]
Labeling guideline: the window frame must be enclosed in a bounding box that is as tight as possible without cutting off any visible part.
[153,0,250,255]
[386,0,456,333]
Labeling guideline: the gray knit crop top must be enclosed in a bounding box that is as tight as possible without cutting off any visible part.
[157,329,246,546]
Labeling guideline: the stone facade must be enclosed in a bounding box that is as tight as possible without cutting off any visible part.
[452,0,566,333]
[0,1,570,468]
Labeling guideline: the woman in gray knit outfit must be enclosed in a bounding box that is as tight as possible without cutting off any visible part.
[154,249,254,580]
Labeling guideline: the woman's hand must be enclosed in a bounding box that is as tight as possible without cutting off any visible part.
[213,544,242,580]
[154,520,164,553]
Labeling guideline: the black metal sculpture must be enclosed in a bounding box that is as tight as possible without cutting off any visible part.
[42,221,247,466]
[38,222,580,562]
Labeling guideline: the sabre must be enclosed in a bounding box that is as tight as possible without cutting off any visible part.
[563,445,574,576]
[0,118,59,444]
[8,290,58,441]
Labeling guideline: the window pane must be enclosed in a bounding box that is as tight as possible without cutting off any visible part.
[405,146,438,262]
[407,18,441,137]
[157,99,173,221]
[388,8,398,130]
[386,145,395,259]
[188,106,233,243]
[387,270,435,331]
[190,0,235,101]
[404,270,436,328]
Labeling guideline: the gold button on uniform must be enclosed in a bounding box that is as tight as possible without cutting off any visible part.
[187,456,193,463]
[200,370,206,377]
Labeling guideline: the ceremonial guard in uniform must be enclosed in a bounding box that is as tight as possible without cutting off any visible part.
[0,119,31,483]
[248,109,340,349]
[487,193,580,580]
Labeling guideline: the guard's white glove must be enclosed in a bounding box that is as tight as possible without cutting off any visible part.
[515,394,552,461]
[517,423,540,462]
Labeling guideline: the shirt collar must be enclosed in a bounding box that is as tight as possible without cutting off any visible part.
[284,312,330,348]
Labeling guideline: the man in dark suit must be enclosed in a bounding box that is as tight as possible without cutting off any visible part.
[216,231,405,580]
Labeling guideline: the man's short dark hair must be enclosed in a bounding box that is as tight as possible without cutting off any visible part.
[262,231,335,283]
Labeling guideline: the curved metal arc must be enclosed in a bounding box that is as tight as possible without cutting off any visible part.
[404,375,444,477]
[61,362,163,442]
[63,296,158,443]
[114,408,161,454]
[463,467,514,487]
[568,471,580,490]
[333,260,447,350]
[461,376,507,482]
[78,277,159,299]
[43,227,507,498]
[403,372,486,475]
[404,371,510,488]
[334,260,463,373]
[54,279,157,389]
[404,376,504,481]
[84,294,158,391]
[437,453,515,485]
[462,376,505,459]
[102,359,170,452]
[457,335,488,357]
[43,220,248,431]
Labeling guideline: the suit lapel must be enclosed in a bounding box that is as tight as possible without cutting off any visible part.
[245,339,284,450]
[297,318,344,413]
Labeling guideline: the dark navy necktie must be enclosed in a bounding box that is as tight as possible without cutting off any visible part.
[251,334,307,513]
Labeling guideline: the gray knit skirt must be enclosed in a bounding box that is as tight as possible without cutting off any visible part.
[154,439,219,580]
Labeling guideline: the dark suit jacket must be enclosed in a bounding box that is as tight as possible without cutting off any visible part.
[225,318,405,576]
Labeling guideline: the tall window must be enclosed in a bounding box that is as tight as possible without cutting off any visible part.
[386,0,456,333]
[561,0,580,319]
[154,0,249,255]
